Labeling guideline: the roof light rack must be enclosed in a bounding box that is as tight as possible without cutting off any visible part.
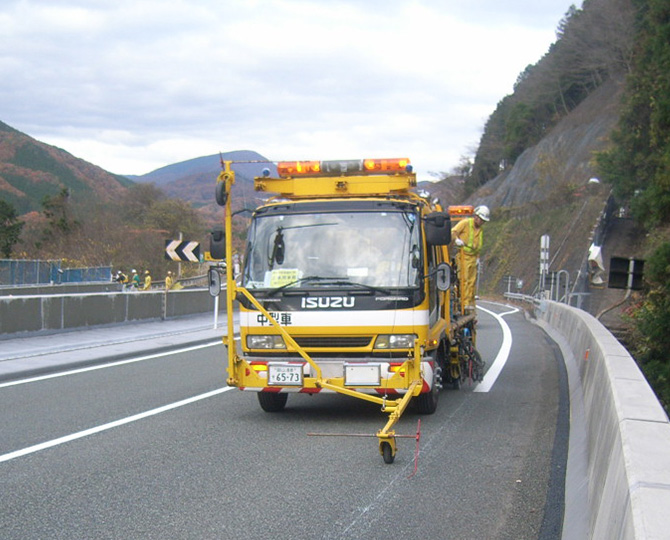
[255,157,416,198]
[276,158,412,178]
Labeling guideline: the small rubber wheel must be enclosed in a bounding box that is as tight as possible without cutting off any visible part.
[257,392,288,412]
[381,442,395,464]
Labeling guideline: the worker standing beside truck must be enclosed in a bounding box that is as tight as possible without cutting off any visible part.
[451,205,489,310]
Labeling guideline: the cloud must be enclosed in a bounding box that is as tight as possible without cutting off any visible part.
[0,0,573,178]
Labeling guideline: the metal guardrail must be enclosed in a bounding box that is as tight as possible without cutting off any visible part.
[503,292,540,305]
[504,289,590,310]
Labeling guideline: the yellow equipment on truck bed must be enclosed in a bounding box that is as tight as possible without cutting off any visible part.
[209,158,484,463]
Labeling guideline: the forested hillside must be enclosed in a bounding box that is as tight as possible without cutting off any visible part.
[467,0,635,193]
[451,0,635,296]
[0,121,131,214]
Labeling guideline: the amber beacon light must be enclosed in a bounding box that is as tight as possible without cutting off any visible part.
[277,158,412,178]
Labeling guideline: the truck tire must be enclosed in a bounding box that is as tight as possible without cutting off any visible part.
[257,392,288,412]
[415,368,439,414]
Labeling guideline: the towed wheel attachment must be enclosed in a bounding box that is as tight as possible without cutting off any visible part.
[379,436,396,464]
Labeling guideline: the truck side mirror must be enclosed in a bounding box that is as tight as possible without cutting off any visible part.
[425,212,451,246]
[215,180,228,207]
[436,262,451,291]
[208,267,221,297]
[210,225,225,260]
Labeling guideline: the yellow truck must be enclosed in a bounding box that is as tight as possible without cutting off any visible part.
[209,158,483,463]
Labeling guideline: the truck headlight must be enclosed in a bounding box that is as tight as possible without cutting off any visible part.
[246,335,286,349]
[374,334,416,349]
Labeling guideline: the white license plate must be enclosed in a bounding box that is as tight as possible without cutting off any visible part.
[267,363,303,386]
[344,363,381,386]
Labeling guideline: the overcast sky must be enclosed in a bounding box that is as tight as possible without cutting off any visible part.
[1,0,576,180]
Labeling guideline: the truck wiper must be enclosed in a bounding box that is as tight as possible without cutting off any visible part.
[267,275,344,295]
[267,276,391,296]
[318,279,391,295]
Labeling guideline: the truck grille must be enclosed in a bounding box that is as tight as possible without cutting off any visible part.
[293,336,372,348]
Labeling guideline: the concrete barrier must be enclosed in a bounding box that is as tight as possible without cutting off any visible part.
[0,289,226,336]
[535,300,670,540]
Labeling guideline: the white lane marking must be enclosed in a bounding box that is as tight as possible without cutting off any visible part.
[473,305,518,393]
[0,341,223,389]
[0,386,234,463]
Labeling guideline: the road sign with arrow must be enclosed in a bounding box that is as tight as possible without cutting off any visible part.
[165,240,200,262]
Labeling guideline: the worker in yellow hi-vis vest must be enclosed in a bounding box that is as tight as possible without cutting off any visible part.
[451,205,490,311]
[141,270,152,291]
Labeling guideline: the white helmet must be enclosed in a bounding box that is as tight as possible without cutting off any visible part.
[474,205,490,222]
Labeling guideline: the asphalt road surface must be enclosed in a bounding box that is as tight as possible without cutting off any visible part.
[0,301,567,539]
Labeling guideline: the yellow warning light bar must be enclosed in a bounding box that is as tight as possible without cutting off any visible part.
[363,158,410,173]
[448,205,474,217]
[277,161,321,177]
[277,158,412,178]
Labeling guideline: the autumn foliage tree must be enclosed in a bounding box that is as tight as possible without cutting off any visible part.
[16,182,207,277]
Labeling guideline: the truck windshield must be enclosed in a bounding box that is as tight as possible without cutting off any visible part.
[243,210,420,290]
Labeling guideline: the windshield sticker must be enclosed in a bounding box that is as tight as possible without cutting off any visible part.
[267,269,300,288]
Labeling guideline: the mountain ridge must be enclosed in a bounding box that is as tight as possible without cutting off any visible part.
[0,120,132,214]
[127,149,274,186]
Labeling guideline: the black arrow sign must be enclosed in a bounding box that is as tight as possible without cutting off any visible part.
[165,240,201,262]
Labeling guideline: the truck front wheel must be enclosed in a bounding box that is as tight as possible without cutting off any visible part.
[415,353,444,414]
[415,382,438,414]
[415,366,439,414]
[257,392,288,412]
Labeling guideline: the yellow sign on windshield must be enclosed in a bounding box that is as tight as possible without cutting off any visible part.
[269,269,300,288]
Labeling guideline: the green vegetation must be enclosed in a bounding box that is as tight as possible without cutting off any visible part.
[625,244,670,411]
[596,0,670,412]
[597,0,670,228]
[11,143,91,198]
[0,200,24,258]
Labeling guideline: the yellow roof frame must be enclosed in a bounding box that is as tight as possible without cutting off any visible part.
[254,172,417,199]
